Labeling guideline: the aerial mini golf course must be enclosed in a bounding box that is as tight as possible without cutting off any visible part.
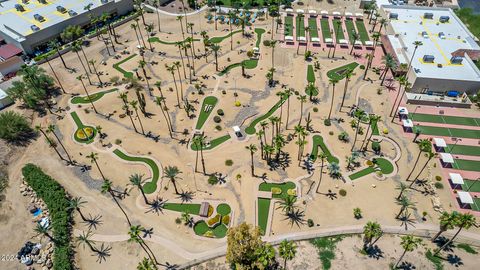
[320,18,332,40]
[410,113,480,127]
[257,181,296,235]
[71,88,118,104]
[309,135,339,163]
[284,16,294,37]
[70,112,97,144]
[195,96,218,130]
[412,125,480,139]
[307,65,316,83]
[327,62,360,80]
[452,159,480,172]
[245,95,288,135]
[192,203,231,238]
[349,157,394,180]
[112,148,160,194]
[191,134,232,151]
[113,54,137,78]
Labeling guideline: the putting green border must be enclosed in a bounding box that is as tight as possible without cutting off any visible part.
[191,134,232,151]
[71,88,118,104]
[70,111,97,144]
[113,54,137,78]
[195,96,218,130]
[326,62,360,80]
[349,157,394,180]
[245,95,288,135]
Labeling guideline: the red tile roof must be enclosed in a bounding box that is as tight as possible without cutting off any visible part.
[0,44,23,60]
[451,49,480,61]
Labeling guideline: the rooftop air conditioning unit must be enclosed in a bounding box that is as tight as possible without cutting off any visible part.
[424,12,434,19]
[423,55,435,63]
[438,32,445,39]
[33,14,45,22]
[101,0,109,3]
[68,10,78,16]
[31,25,40,32]
[450,56,463,64]
[56,6,66,13]
[38,0,47,4]
[439,16,450,23]
[422,31,428,38]
[389,13,398,20]
[14,4,25,12]
[22,0,29,3]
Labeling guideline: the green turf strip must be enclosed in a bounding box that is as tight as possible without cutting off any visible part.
[445,144,480,156]
[296,16,306,38]
[310,135,339,163]
[284,16,294,37]
[164,203,201,215]
[344,19,357,42]
[195,96,218,130]
[471,198,480,212]
[255,28,266,47]
[355,20,370,43]
[413,125,480,139]
[218,59,258,75]
[308,18,319,39]
[217,203,231,215]
[453,159,480,172]
[461,180,480,192]
[258,181,296,199]
[371,118,380,135]
[191,134,231,151]
[113,54,137,78]
[320,19,332,40]
[410,113,480,127]
[307,65,315,83]
[245,95,288,135]
[112,149,160,194]
[209,29,242,44]
[349,158,394,180]
[326,62,360,80]
[70,112,97,144]
[257,198,271,235]
[332,20,345,40]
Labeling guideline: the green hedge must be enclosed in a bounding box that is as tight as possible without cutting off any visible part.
[22,164,73,270]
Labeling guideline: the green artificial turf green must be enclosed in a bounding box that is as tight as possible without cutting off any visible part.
[344,20,357,42]
[218,59,258,75]
[112,54,137,78]
[371,117,380,135]
[193,221,210,235]
[413,125,480,139]
[193,220,228,238]
[321,19,332,40]
[410,113,480,127]
[425,250,444,270]
[310,135,339,163]
[163,203,201,215]
[307,65,316,83]
[284,16,294,37]
[349,158,394,180]
[332,20,345,40]
[212,223,228,238]
[216,203,231,215]
[209,29,242,44]
[355,20,370,43]
[255,28,266,47]
[191,134,232,151]
[71,88,118,104]
[70,112,97,144]
[308,18,319,39]
[112,149,160,194]
[258,181,296,199]
[195,96,218,130]
[245,95,288,135]
[310,236,344,270]
[257,198,271,235]
[472,198,480,211]
[148,37,200,45]
[326,62,360,80]
[453,159,480,172]
[445,144,480,156]
[461,180,480,192]
[296,15,306,38]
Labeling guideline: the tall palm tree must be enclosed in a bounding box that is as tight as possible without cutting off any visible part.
[246,144,257,176]
[144,23,154,52]
[119,93,138,133]
[395,235,422,268]
[396,182,409,200]
[328,78,339,120]
[88,59,103,86]
[174,61,185,100]
[294,125,307,161]
[411,151,435,186]
[47,124,72,163]
[378,18,388,33]
[44,45,66,93]
[130,100,145,135]
[154,96,173,138]
[406,139,431,181]
[87,152,105,180]
[68,196,87,221]
[360,114,380,151]
[196,134,207,174]
[154,1,162,32]
[332,20,342,58]
[34,223,54,242]
[315,152,327,193]
[391,80,412,123]
[163,166,182,194]
[101,179,132,226]
[138,60,152,96]
[432,211,459,242]
[35,125,65,161]
[165,64,181,108]
[278,239,297,270]
[284,88,293,129]
[71,41,92,85]
[407,41,423,77]
[396,195,416,219]
[129,173,149,205]
[362,221,382,250]
[277,195,297,215]
[349,32,359,55]
[380,54,397,86]
[389,75,407,117]
[137,257,157,270]
[76,230,98,253]
[269,40,277,70]
[77,75,98,114]
[434,213,476,256]
[351,108,365,151]
[340,70,355,109]
[131,23,142,47]
[297,95,307,125]
[47,40,67,69]
[128,224,159,265]
[135,18,147,48]
[176,15,186,41]
[175,42,188,80]
[210,44,221,71]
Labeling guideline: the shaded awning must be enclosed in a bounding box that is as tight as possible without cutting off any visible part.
[325,38,333,43]
[433,138,447,148]
[457,191,473,204]
[402,119,413,128]
[398,106,408,115]
[285,36,294,41]
[439,153,454,164]
[449,173,464,185]
[311,37,321,43]
[296,9,305,14]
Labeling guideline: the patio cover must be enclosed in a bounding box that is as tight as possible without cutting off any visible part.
[398,106,408,115]
[457,191,473,204]
[332,11,341,16]
[296,9,305,14]
[433,138,447,148]
[355,13,364,18]
[439,153,454,164]
[311,37,320,43]
[345,12,353,17]
[402,119,413,128]
[297,36,306,42]
[325,38,333,43]
[449,173,464,185]
[286,8,293,13]
[308,10,317,15]
[321,10,329,15]
[285,36,294,41]
[365,41,374,46]
[339,39,348,44]
[354,40,363,46]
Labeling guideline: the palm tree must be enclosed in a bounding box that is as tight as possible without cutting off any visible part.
[391,80,412,123]
[407,41,423,77]
[340,70,355,109]
[135,18,147,48]
[76,230,98,253]
[154,1,162,32]
[389,76,407,117]
[277,195,297,215]
[144,23,154,51]
[227,11,235,50]
[246,144,257,176]
[294,125,307,161]
[131,23,142,47]
[380,54,397,86]
[278,239,297,270]
[328,78,339,120]
[360,114,378,151]
[44,44,66,93]
[77,75,98,114]
[130,100,145,135]
[406,139,431,181]
[378,18,388,33]
[268,40,277,70]
[349,32,359,55]
[137,257,158,270]
[328,162,341,178]
[128,224,159,265]
[315,152,327,193]
[194,134,207,174]
[411,151,435,186]
[119,93,138,133]
[165,64,181,107]
[47,40,67,69]
[46,124,72,163]
[351,108,365,151]
[362,221,382,250]
[396,182,408,200]
[284,88,293,129]
[436,214,477,256]
[88,59,103,86]
[72,41,92,85]
[87,152,105,180]
[154,97,173,138]
[432,211,459,242]
[129,174,149,205]
[174,61,185,100]
[210,44,221,71]
[163,166,182,194]
[101,179,132,225]
[34,223,54,242]
[297,95,307,125]
[35,125,65,161]
[396,195,416,219]
[68,196,87,221]
[176,15,186,41]
[332,20,342,58]
[395,235,422,268]
[138,60,152,96]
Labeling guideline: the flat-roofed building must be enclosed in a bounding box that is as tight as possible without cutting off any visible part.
[381,5,480,94]
[0,0,134,55]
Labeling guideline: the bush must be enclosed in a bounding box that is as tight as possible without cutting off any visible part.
[207,214,221,226]
[213,116,222,123]
[225,159,233,166]
[434,182,444,189]
[271,187,282,195]
[339,189,347,196]
[0,111,35,144]
[372,141,381,153]
[263,40,271,46]
[217,109,224,116]
[313,107,318,112]
[353,208,362,219]
[115,139,122,145]
[324,119,331,126]
[215,125,222,131]
[307,219,314,227]
[222,215,230,225]
[235,101,241,107]
[222,90,227,95]
[329,131,334,136]
[338,131,349,142]
[435,175,442,181]
[175,217,182,224]
[208,175,219,185]
[359,65,365,70]
[22,164,74,270]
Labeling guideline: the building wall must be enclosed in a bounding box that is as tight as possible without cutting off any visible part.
[0,56,24,77]
[409,75,480,94]
[1,0,134,54]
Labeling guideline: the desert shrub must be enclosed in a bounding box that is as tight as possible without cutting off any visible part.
[271,187,282,195]
[0,111,35,144]
[359,65,365,70]
[377,88,383,95]
[222,215,230,225]
[263,40,271,46]
[208,175,219,185]
[217,109,224,116]
[353,208,362,219]
[22,164,74,270]
[225,159,233,166]
[115,139,122,145]
[175,217,182,224]
[338,132,349,142]
[307,219,314,227]
[339,189,347,196]
[215,125,222,131]
[329,131,334,136]
[213,116,222,123]
[207,214,221,226]
[235,101,241,107]
[435,182,444,189]
[222,90,227,95]
[313,107,318,112]
[435,175,442,181]
[324,119,331,126]
[366,160,374,166]
[304,50,312,60]
[372,141,381,153]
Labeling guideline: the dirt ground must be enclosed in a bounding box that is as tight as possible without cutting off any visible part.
[0,1,479,270]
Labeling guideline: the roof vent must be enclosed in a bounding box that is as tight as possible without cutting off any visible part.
[14,4,25,12]
[422,31,428,38]
[31,25,40,32]
[68,10,78,16]
[423,55,435,63]
[438,32,445,39]
[450,56,463,64]
[424,12,434,19]
[101,0,109,3]
[56,6,66,13]
[439,16,450,23]
[33,14,45,22]
[38,0,47,4]
[389,13,398,20]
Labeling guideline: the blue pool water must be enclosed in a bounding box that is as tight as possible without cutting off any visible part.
[33,208,42,217]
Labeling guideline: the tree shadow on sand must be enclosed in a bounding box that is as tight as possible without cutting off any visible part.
[267,152,291,170]
[365,245,384,260]
[433,236,454,253]
[397,261,416,270]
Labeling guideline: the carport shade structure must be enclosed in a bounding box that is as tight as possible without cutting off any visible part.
[457,191,474,208]
[449,172,464,189]
[439,153,454,165]
[433,137,447,151]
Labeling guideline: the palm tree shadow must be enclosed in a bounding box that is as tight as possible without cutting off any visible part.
[446,254,463,267]
[366,245,384,260]
[82,213,103,230]
[433,236,454,252]
[398,212,416,230]
[94,243,112,264]
[397,261,416,270]
[267,152,291,170]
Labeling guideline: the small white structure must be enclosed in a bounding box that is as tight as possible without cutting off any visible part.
[233,126,242,137]
[297,36,307,42]
[402,119,413,130]
[355,13,364,18]
[332,11,341,18]
[308,10,317,16]
[286,8,294,13]
[457,191,474,208]
[325,38,333,44]
[296,9,305,14]
[285,36,294,42]
[311,37,321,43]
[398,106,409,119]
[321,10,329,17]
[339,39,348,45]
[439,153,454,165]
[354,40,363,46]
[0,88,13,109]
[433,138,447,149]
[449,173,464,188]
[345,12,353,18]
[364,41,374,47]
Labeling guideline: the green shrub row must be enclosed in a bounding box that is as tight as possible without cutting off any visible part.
[22,164,73,270]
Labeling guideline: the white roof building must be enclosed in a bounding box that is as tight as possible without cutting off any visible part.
[381,5,480,94]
